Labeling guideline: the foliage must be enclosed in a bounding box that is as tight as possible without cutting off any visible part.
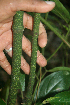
[34,70,70,100]
[43,91,70,105]
[0,98,6,105]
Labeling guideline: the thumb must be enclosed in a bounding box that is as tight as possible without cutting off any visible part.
[15,0,55,13]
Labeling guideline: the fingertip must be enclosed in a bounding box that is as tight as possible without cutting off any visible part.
[38,33,47,48]
[16,0,55,13]
[41,59,47,67]
[45,1,55,6]
[37,56,47,67]
[41,1,55,13]
[25,69,30,75]
[37,51,47,67]
[21,65,30,75]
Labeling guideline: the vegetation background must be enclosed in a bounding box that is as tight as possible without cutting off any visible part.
[0,0,70,105]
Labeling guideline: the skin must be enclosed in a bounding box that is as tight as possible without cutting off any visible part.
[0,0,55,75]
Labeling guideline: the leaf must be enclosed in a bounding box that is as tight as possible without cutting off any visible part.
[50,0,70,23]
[34,70,70,100]
[43,91,70,105]
[48,67,70,72]
[0,98,6,105]
[20,72,25,91]
[0,80,10,103]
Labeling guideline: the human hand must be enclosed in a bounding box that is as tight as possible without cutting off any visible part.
[0,0,55,75]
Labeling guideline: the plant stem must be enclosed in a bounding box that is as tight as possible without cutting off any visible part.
[47,23,70,62]
[45,12,48,20]
[25,13,40,105]
[40,16,70,48]
[47,42,63,61]
[7,11,24,105]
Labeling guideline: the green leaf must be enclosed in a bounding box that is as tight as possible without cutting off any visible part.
[40,16,70,48]
[0,80,10,103]
[43,91,70,105]
[48,67,70,72]
[0,98,6,105]
[34,70,70,100]
[50,0,70,23]
[20,72,25,91]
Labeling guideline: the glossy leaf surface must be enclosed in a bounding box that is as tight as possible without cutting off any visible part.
[34,70,70,100]
[43,91,70,105]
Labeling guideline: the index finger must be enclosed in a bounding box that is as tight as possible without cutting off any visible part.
[15,0,55,13]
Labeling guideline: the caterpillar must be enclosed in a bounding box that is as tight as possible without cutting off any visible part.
[7,11,24,105]
[26,13,40,105]
[7,11,40,105]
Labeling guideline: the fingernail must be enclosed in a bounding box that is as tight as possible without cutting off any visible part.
[45,1,55,5]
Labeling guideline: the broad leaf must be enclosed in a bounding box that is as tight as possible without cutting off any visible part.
[43,91,70,105]
[34,70,70,100]
[0,98,6,105]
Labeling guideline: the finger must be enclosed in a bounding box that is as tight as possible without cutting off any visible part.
[0,21,12,35]
[1,13,47,49]
[0,51,11,75]
[5,35,47,74]
[5,34,47,70]
[0,30,12,51]
[38,22,47,48]
[21,56,30,74]
[5,44,30,75]
[22,35,47,67]
[15,0,55,13]
[1,13,47,48]
[0,30,30,74]
[5,43,12,57]
[37,50,47,66]
[23,13,47,48]
[23,13,33,30]
[3,30,47,67]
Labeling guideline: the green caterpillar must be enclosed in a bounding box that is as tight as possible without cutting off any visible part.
[7,11,40,105]
[26,13,40,105]
[7,11,24,105]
